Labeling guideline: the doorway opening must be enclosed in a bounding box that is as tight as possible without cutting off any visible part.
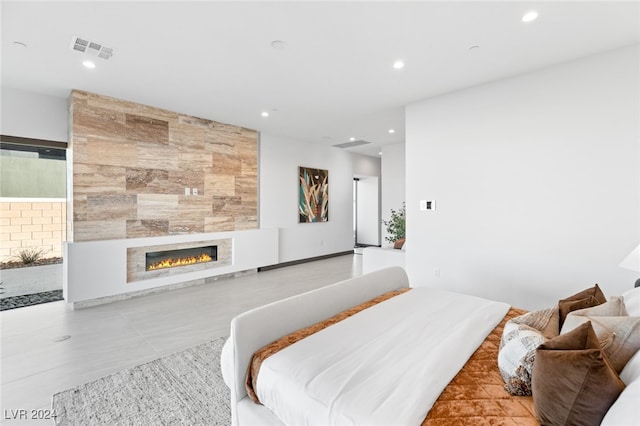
[353,176,380,253]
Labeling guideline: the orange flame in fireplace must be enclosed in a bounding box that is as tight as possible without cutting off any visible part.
[147,253,213,271]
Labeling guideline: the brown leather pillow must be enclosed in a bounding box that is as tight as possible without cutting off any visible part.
[558,284,606,329]
[532,321,625,426]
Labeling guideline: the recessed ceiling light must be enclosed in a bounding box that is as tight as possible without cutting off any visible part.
[82,60,96,69]
[393,61,404,69]
[469,45,480,52]
[13,41,27,48]
[388,129,395,134]
[271,40,286,50]
[261,111,269,117]
[522,11,538,23]
[350,137,356,141]
[379,151,383,156]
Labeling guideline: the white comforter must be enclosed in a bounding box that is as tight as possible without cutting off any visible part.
[255,287,510,425]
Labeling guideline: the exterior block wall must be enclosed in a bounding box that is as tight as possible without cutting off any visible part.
[0,200,66,262]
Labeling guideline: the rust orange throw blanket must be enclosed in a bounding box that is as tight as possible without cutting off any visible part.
[245,288,410,404]
[423,307,537,426]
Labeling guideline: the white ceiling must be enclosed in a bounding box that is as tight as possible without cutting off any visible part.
[2,1,639,156]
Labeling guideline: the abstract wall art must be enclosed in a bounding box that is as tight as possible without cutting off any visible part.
[299,167,328,223]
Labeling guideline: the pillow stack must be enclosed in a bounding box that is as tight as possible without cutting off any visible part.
[530,285,640,426]
[497,283,607,397]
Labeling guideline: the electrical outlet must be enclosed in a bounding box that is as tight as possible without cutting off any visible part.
[192,188,198,196]
[434,268,440,278]
[184,188,190,196]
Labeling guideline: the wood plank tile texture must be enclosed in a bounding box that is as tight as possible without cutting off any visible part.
[69,90,258,242]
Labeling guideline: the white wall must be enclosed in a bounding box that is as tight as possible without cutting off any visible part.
[381,143,406,246]
[0,86,68,142]
[260,134,356,262]
[406,45,640,310]
[352,152,381,177]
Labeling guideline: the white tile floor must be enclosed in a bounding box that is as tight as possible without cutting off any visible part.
[0,254,362,425]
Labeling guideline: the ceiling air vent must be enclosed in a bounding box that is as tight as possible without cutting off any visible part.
[70,35,114,60]
[333,140,372,149]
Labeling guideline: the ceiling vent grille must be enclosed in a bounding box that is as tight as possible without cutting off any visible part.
[333,140,372,149]
[70,35,113,60]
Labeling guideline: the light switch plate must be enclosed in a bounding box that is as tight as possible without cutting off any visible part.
[192,188,198,196]
[420,200,436,211]
[184,188,190,196]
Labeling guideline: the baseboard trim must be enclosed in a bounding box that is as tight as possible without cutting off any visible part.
[258,251,353,272]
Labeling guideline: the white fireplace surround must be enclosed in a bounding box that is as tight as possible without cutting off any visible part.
[63,228,278,307]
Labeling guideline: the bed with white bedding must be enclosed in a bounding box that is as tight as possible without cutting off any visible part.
[253,287,508,425]
[220,266,640,426]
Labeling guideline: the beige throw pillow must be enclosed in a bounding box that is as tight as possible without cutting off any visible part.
[562,297,640,373]
[567,296,628,316]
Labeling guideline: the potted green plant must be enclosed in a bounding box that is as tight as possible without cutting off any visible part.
[383,202,406,249]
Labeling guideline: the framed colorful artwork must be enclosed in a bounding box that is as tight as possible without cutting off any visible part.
[299,167,328,223]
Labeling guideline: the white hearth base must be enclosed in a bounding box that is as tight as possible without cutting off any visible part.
[63,228,278,306]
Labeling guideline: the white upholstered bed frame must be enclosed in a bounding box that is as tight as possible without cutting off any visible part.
[221,266,410,426]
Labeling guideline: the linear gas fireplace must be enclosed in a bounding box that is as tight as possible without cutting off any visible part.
[127,238,232,282]
[146,246,217,271]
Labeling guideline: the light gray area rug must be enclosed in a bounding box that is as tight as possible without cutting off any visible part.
[52,337,230,425]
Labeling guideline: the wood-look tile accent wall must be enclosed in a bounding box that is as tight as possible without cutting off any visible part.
[69,90,258,242]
